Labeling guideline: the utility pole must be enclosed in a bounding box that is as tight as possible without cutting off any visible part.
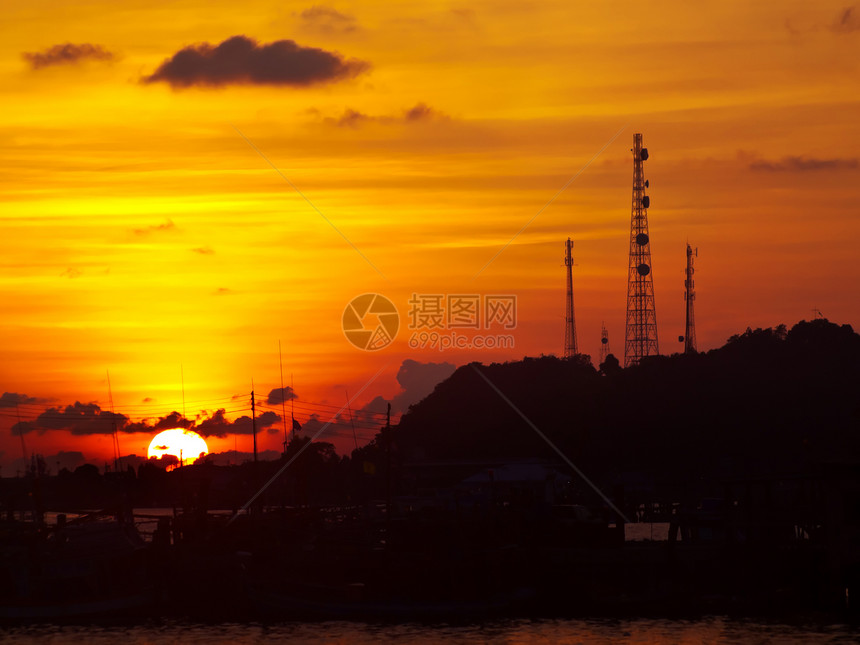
[563,237,578,358]
[251,386,257,465]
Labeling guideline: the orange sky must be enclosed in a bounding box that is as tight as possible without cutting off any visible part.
[2,1,859,472]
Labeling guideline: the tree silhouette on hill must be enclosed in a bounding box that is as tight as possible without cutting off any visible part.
[384,319,860,495]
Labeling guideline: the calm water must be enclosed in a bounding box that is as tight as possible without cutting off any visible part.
[2,618,857,644]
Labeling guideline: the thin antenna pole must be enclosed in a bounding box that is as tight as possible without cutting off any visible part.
[251,381,258,465]
[181,364,187,421]
[279,340,288,456]
[226,363,388,525]
[107,370,121,472]
[345,389,359,452]
[290,373,295,436]
[15,403,27,465]
[385,403,392,535]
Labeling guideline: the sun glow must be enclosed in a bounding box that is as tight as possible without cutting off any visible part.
[147,428,208,466]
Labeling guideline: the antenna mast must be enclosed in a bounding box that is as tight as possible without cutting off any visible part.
[345,389,359,452]
[14,403,27,467]
[563,237,578,358]
[251,382,257,465]
[684,243,697,353]
[291,373,296,438]
[107,370,121,472]
[279,341,288,456]
[180,364,187,421]
[624,133,659,366]
[599,322,610,365]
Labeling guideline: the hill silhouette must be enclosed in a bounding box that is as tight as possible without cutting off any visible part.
[388,319,860,497]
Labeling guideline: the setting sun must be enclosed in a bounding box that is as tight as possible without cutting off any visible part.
[147,429,209,466]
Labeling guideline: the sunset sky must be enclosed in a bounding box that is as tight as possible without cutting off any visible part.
[1,1,859,473]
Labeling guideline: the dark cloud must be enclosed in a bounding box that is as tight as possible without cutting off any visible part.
[750,156,858,172]
[266,386,297,405]
[133,219,175,235]
[404,102,439,121]
[192,246,215,255]
[290,360,455,448]
[155,411,193,429]
[195,408,281,437]
[359,395,390,417]
[150,453,179,468]
[23,43,116,70]
[299,6,359,33]
[8,399,282,442]
[291,409,369,445]
[11,421,34,436]
[52,450,88,471]
[296,412,332,440]
[6,450,88,475]
[327,103,446,128]
[0,392,43,408]
[117,453,149,471]
[123,411,195,434]
[13,401,129,436]
[832,6,860,33]
[142,35,369,88]
[333,108,369,128]
[341,360,454,445]
[391,359,457,413]
[11,403,197,437]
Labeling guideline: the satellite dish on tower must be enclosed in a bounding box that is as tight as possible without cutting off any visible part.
[637,263,651,276]
[636,233,649,246]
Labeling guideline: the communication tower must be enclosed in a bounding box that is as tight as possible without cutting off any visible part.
[563,237,578,357]
[599,322,610,364]
[683,243,697,353]
[624,133,659,366]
